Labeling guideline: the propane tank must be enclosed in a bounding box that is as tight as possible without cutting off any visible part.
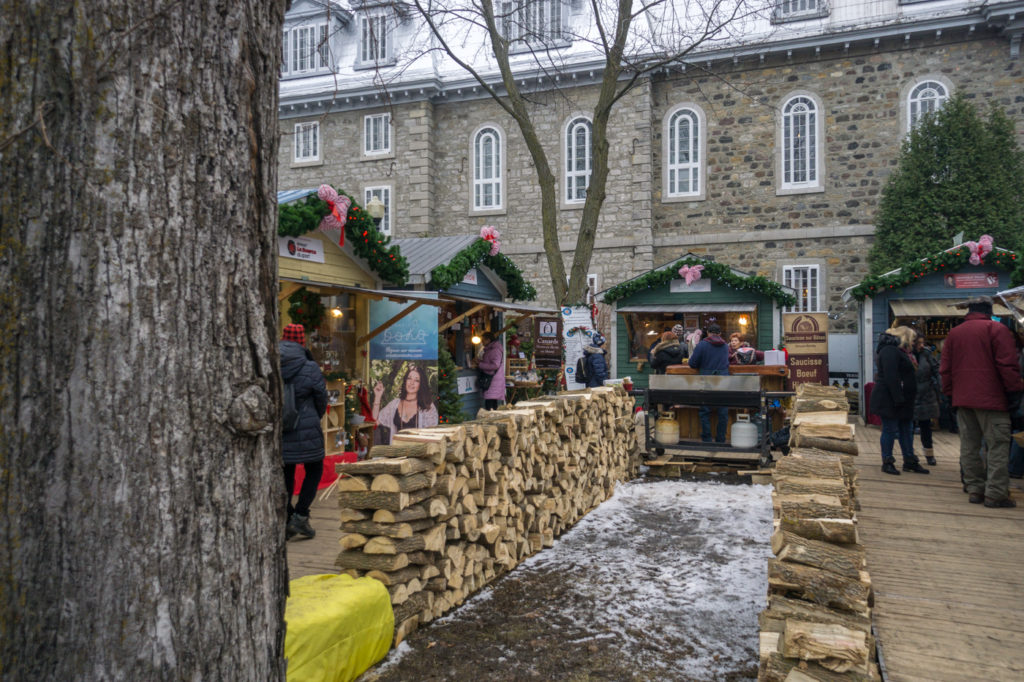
[655,413,678,445]
[731,413,758,448]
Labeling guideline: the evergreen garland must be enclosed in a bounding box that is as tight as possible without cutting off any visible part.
[601,258,797,307]
[849,247,1020,301]
[287,288,326,332]
[278,189,409,285]
[428,239,538,301]
[436,341,464,424]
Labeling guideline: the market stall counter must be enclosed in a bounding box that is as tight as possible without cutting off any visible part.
[662,364,789,443]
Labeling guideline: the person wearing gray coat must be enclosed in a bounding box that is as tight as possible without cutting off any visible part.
[913,334,940,466]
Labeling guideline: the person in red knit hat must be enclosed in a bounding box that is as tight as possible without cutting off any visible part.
[280,323,328,539]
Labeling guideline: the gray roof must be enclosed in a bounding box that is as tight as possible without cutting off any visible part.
[391,235,481,278]
[277,188,318,204]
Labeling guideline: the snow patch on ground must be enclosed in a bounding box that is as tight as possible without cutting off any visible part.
[365,477,773,680]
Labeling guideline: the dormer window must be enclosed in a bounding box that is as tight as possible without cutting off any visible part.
[498,0,568,50]
[282,22,331,76]
[357,9,394,67]
[772,0,828,23]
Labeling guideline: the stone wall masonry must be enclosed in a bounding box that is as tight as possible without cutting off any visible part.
[278,99,435,237]
[332,387,639,647]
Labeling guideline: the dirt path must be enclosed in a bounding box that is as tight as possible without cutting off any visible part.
[359,476,771,681]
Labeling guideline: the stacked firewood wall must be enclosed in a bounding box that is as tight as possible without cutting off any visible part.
[759,384,880,681]
[333,386,639,646]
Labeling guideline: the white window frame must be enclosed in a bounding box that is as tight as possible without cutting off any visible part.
[777,92,824,195]
[499,0,567,50]
[564,116,593,206]
[664,105,705,201]
[907,80,949,130]
[282,22,331,77]
[364,185,392,237]
[773,0,827,23]
[293,121,321,165]
[471,125,505,214]
[782,264,822,313]
[357,10,393,68]
[363,113,392,158]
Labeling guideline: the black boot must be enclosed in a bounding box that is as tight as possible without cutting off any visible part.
[287,513,316,540]
[902,461,930,474]
[881,460,900,475]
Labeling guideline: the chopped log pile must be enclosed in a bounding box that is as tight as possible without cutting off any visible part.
[334,386,639,647]
[789,384,859,456]
[759,442,880,680]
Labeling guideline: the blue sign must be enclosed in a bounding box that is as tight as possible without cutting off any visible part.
[369,298,439,361]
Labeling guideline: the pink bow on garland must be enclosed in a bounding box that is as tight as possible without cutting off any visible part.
[964,234,994,266]
[480,225,501,256]
[678,264,704,285]
[317,184,351,247]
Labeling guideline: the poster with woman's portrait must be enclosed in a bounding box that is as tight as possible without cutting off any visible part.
[369,298,440,445]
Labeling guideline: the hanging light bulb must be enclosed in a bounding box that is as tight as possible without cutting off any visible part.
[471,324,481,345]
[331,307,344,318]
[738,315,749,326]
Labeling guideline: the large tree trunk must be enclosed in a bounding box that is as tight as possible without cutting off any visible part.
[1,1,288,678]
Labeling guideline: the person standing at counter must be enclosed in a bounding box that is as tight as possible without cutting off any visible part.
[688,323,730,443]
[476,332,506,409]
[912,333,940,466]
[650,331,685,375]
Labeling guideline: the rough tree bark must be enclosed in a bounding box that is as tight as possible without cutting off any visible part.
[1,1,288,678]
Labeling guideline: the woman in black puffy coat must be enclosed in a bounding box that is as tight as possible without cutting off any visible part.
[649,331,685,374]
[280,324,328,540]
[870,326,928,475]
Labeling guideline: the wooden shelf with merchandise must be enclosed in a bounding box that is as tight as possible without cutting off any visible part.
[322,378,346,456]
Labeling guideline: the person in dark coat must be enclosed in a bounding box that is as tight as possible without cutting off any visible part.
[649,331,685,374]
[940,297,1024,507]
[912,334,940,466]
[280,324,328,540]
[583,332,609,388]
[688,323,730,443]
[870,326,928,475]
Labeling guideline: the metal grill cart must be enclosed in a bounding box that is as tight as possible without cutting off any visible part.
[643,374,774,467]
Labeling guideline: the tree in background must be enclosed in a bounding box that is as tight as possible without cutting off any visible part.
[1,1,288,678]
[869,93,1024,280]
[407,0,769,304]
[437,341,464,423]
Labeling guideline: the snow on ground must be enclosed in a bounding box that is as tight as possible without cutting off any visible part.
[365,477,773,681]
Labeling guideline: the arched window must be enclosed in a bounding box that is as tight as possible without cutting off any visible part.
[782,96,818,188]
[666,108,701,197]
[565,117,592,203]
[473,127,502,210]
[908,80,949,129]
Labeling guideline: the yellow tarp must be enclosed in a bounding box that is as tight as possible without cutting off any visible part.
[285,574,394,682]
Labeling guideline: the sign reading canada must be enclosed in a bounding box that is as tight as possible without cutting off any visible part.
[532,316,562,370]
[783,313,829,388]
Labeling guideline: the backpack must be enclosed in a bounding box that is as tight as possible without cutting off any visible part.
[575,356,590,384]
[282,380,301,433]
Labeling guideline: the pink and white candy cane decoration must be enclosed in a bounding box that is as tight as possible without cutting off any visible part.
[317,184,351,246]
[964,234,994,266]
[480,225,501,256]
[678,264,704,286]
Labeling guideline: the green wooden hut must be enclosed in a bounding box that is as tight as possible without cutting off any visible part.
[597,256,797,390]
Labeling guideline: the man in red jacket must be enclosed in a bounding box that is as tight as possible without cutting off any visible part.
[940,297,1024,507]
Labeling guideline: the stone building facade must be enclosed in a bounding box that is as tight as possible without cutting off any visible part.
[278,1,1024,343]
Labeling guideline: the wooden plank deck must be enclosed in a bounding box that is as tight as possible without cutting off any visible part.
[853,424,1024,681]
[287,426,1024,680]
[286,488,343,580]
